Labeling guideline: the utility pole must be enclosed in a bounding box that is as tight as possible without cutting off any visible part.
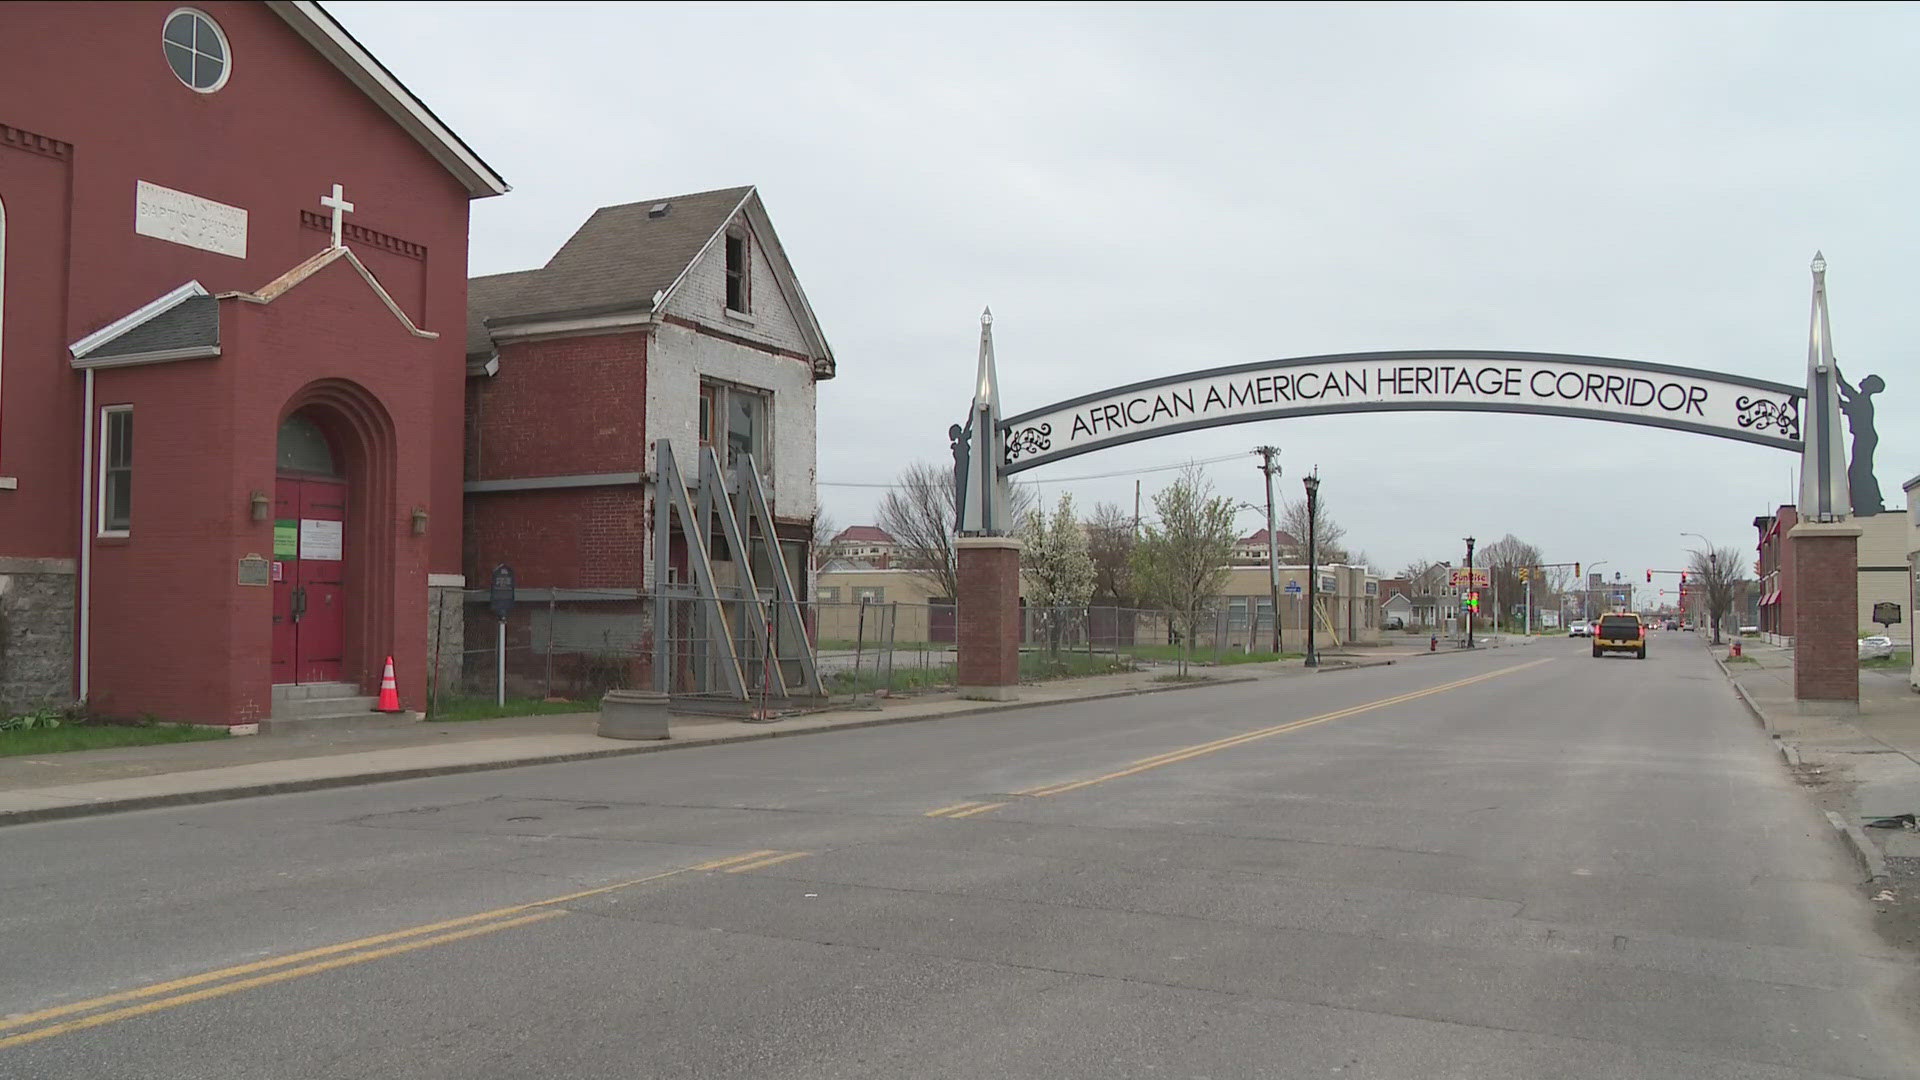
[1133,480,1141,537]
[1254,446,1282,654]
[1463,536,1476,649]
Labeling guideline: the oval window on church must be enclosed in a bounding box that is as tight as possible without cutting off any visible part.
[163,9,230,93]
[278,413,338,476]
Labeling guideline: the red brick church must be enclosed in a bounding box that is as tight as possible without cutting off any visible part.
[0,2,506,726]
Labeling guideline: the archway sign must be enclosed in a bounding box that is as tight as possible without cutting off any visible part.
[952,255,1862,708]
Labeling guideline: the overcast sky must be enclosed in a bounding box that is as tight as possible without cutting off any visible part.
[338,1,1919,600]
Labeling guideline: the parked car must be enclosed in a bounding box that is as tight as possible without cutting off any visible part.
[1859,635,1897,661]
[1664,621,1678,631]
[1568,622,1590,637]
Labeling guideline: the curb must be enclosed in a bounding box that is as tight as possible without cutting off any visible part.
[1732,681,1771,732]
[1778,741,1802,767]
[1315,658,1396,674]
[1825,810,1891,883]
[0,674,1260,829]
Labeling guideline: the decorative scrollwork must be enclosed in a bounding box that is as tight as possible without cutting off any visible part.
[1736,395,1800,441]
[1003,423,1052,464]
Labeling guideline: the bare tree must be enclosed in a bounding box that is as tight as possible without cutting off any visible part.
[875,461,1034,603]
[1281,493,1349,564]
[1480,534,1544,632]
[1687,545,1750,646]
[810,510,838,572]
[1131,465,1238,675]
[1086,501,1137,604]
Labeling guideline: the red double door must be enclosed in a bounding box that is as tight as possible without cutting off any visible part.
[271,476,347,684]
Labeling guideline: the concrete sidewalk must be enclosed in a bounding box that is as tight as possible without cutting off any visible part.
[1715,636,1920,875]
[0,663,1299,827]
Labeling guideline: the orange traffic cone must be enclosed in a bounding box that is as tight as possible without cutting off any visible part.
[376,655,402,712]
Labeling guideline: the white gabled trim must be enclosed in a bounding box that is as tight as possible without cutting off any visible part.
[218,247,437,339]
[72,345,221,371]
[68,281,208,358]
[264,2,508,198]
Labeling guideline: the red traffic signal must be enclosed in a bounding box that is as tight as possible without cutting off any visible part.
[1646,569,1653,583]
[1680,571,1687,585]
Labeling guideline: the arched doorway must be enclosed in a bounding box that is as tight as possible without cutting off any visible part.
[270,381,398,691]
[272,411,347,684]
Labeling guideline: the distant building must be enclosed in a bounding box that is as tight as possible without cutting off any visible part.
[1753,505,1908,647]
[1229,528,1300,565]
[825,525,898,567]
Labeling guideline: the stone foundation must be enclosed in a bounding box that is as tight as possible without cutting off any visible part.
[427,579,466,694]
[0,557,76,714]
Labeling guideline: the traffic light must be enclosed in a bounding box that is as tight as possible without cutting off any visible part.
[1646,569,1653,583]
[1518,568,1530,582]
[1680,572,1688,586]
[1465,591,1481,611]
[1574,562,1581,579]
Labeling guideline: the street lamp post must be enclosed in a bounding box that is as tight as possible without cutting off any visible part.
[1463,535,1476,649]
[1681,531,1720,643]
[1303,471,1321,667]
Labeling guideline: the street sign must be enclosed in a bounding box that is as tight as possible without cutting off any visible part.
[489,563,517,619]
[1449,567,1489,588]
[1284,580,1302,595]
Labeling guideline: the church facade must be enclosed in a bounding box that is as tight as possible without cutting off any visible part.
[0,2,505,725]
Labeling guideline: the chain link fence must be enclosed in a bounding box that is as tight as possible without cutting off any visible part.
[427,587,1345,716]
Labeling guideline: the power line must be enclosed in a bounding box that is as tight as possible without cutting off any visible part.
[819,452,1246,489]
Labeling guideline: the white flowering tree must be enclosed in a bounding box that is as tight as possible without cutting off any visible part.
[1021,493,1096,655]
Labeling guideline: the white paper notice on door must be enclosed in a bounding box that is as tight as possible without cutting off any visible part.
[299,519,343,561]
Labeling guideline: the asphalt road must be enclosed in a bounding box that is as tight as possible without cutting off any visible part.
[3,637,1916,1079]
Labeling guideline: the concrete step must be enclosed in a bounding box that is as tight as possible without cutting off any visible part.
[271,681,363,703]
[270,695,379,721]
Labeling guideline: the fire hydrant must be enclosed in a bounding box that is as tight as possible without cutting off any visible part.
[1730,641,1743,659]
[1430,635,1439,652]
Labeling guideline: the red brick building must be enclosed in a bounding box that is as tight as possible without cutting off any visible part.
[1754,506,1798,643]
[0,2,505,724]
[465,186,834,669]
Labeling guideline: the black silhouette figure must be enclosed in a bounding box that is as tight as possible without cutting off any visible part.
[1835,364,1885,516]
[949,422,972,532]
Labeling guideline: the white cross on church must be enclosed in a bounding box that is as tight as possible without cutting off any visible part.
[319,183,355,249]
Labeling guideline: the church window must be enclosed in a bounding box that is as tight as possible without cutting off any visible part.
[724,231,750,313]
[100,406,133,535]
[163,9,230,93]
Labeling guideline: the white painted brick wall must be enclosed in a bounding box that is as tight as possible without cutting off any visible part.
[664,212,811,357]
[647,322,818,523]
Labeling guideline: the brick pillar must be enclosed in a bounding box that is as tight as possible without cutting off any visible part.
[1789,520,1861,709]
[956,536,1022,701]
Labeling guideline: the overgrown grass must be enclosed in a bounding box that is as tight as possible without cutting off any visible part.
[1151,672,1211,684]
[428,695,598,722]
[0,721,227,757]
[1860,652,1913,671]
[1116,643,1303,666]
[823,650,1138,696]
[1724,654,1759,665]
[816,639,942,653]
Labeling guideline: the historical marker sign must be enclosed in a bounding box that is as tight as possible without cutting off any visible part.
[489,564,516,619]
[999,351,1803,473]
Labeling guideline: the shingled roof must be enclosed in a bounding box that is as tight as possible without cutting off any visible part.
[469,186,766,357]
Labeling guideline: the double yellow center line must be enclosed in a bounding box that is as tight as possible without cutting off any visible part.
[0,848,807,1051]
[925,801,1009,819]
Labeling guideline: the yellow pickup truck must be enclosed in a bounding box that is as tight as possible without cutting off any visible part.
[1592,613,1647,659]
